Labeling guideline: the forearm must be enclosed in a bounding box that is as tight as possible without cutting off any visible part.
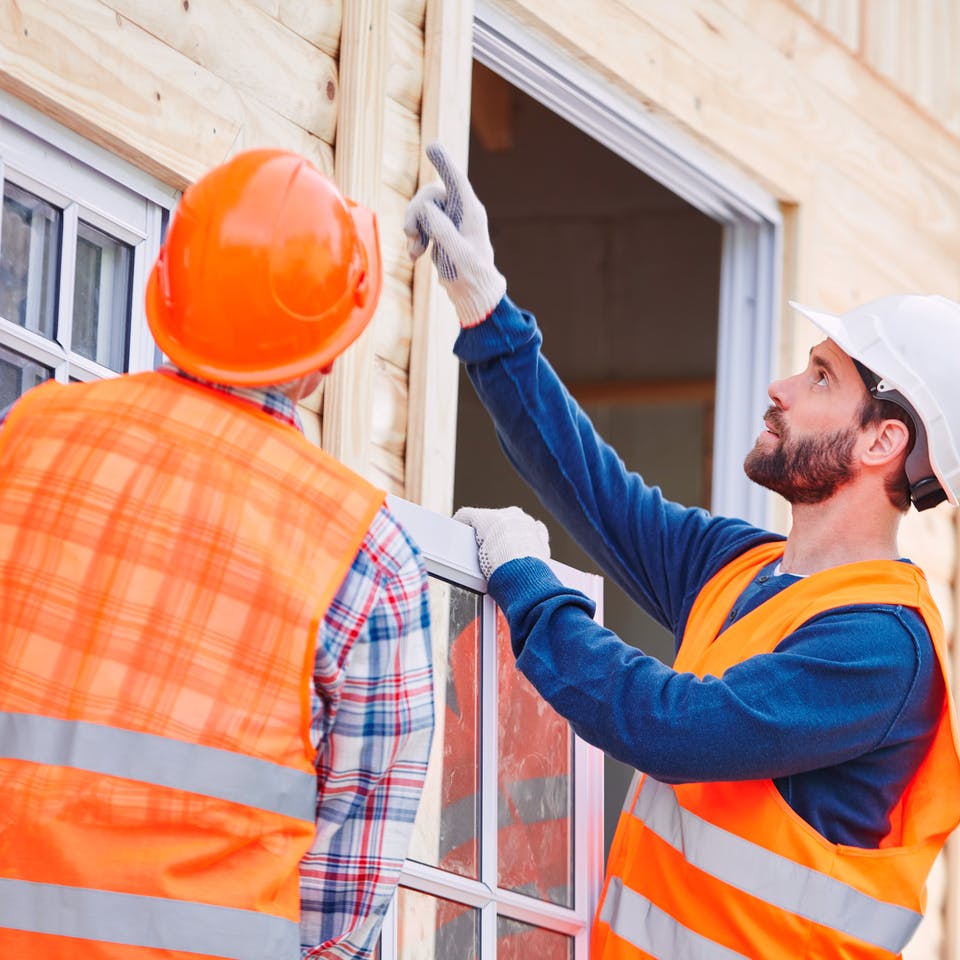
[456,296,772,635]
[489,558,911,783]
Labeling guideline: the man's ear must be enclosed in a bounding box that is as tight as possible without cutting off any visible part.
[862,418,911,467]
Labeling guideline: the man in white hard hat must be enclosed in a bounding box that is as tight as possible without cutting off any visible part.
[405,143,960,960]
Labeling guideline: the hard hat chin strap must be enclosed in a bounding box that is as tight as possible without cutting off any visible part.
[852,359,947,511]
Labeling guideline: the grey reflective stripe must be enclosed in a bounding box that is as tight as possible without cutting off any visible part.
[506,774,570,826]
[634,777,922,954]
[0,878,299,960]
[0,710,315,822]
[599,876,749,960]
[440,793,478,859]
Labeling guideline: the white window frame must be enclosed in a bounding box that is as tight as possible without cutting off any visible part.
[0,91,177,389]
[383,495,606,960]
[472,1,783,528]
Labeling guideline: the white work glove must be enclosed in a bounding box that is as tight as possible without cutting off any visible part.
[404,142,507,327]
[453,506,550,580]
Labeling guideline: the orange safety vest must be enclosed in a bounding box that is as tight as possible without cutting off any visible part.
[0,371,384,960]
[592,541,960,960]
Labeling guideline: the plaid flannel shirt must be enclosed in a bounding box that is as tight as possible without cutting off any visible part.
[1,370,435,959]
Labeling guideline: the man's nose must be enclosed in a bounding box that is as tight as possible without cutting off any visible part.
[767,376,789,408]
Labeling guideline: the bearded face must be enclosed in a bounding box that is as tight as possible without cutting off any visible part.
[743,405,859,505]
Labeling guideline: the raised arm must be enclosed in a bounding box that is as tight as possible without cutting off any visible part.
[406,144,772,637]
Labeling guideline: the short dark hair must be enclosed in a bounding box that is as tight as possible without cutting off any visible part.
[858,394,915,512]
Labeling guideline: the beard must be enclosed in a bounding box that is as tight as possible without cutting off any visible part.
[743,406,859,505]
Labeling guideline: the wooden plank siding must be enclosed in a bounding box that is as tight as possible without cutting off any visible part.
[0,0,460,500]
[792,0,960,138]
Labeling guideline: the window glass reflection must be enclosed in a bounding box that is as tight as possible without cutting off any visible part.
[497,915,573,960]
[398,886,479,960]
[0,343,52,411]
[0,182,60,337]
[409,579,481,879]
[72,220,132,371]
[496,608,574,907]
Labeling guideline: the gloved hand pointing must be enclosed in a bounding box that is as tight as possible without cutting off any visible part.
[404,142,507,327]
[453,506,551,580]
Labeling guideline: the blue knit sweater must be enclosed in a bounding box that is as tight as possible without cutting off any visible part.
[455,295,943,848]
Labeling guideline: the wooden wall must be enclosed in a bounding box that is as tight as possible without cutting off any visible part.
[0,0,472,510]
[793,0,960,137]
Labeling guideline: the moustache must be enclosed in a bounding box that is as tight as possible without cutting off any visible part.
[764,406,786,436]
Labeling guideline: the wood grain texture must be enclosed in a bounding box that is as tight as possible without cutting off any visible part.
[277,0,342,58]
[404,0,475,513]
[0,0,333,186]
[109,0,338,143]
[387,6,425,115]
[321,0,389,475]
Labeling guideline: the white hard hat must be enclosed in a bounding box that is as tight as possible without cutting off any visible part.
[789,295,960,511]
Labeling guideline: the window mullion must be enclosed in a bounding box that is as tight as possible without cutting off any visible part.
[480,899,497,960]
[378,893,398,960]
[0,318,66,367]
[480,592,499,892]
[57,201,78,375]
[480,592,499,960]
[128,203,166,372]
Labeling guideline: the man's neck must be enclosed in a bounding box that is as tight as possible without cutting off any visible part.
[780,486,903,576]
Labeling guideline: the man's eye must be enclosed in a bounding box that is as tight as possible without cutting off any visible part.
[814,372,827,386]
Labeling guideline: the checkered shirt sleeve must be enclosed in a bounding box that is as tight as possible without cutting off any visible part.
[300,504,435,959]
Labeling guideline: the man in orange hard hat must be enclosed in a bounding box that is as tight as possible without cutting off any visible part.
[0,149,434,960]
[406,143,960,959]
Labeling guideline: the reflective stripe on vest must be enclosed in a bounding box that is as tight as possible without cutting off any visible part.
[634,777,922,955]
[0,711,316,822]
[600,877,749,960]
[0,879,299,960]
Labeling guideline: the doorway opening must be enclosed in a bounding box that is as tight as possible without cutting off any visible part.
[454,63,723,855]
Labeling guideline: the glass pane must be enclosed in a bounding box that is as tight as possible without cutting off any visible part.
[0,343,53,412]
[409,579,481,880]
[398,887,479,960]
[497,608,574,907]
[72,220,132,371]
[497,916,573,960]
[0,182,60,337]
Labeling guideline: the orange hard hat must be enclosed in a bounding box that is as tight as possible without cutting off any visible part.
[146,149,382,386]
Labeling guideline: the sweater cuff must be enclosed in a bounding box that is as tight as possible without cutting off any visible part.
[453,295,541,364]
[487,556,597,658]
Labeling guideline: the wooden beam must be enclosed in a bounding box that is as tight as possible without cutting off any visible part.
[404,0,475,513]
[321,0,389,474]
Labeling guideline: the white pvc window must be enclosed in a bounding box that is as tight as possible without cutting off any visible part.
[0,93,176,411]
[383,496,605,960]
